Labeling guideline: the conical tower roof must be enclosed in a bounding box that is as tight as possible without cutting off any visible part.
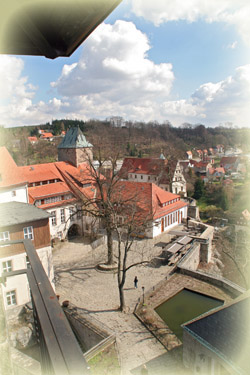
[58,126,93,149]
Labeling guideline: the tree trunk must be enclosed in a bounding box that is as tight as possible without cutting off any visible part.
[119,284,126,312]
[106,227,113,265]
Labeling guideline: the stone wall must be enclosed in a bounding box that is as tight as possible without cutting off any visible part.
[178,267,245,297]
[178,242,200,270]
[58,147,93,167]
[63,304,114,352]
[187,220,214,263]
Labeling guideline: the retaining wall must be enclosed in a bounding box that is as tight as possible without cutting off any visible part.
[63,304,115,355]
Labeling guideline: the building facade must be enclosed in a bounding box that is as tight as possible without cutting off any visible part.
[0,202,53,310]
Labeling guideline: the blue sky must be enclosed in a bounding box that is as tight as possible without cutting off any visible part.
[0,0,249,127]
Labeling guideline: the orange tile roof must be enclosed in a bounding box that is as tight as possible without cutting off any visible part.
[28,182,72,200]
[0,147,27,188]
[19,162,63,183]
[40,132,53,138]
[108,181,187,221]
[215,167,225,174]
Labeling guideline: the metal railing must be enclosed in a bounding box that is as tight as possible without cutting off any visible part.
[1,239,90,375]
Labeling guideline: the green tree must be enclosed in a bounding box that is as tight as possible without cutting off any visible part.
[193,178,204,200]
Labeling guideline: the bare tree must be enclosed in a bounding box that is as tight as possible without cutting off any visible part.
[108,182,154,311]
[77,145,155,309]
[216,228,250,289]
[78,136,128,266]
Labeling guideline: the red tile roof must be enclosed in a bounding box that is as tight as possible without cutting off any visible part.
[40,132,53,138]
[110,181,187,221]
[120,157,166,177]
[28,136,38,142]
[0,147,27,188]
[19,162,63,183]
[28,182,72,200]
[220,156,238,165]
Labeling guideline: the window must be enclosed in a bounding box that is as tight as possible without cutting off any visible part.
[60,209,65,223]
[0,231,10,241]
[23,226,33,240]
[141,175,143,179]
[69,207,75,221]
[51,211,57,226]
[44,196,62,204]
[2,260,12,273]
[64,193,73,200]
[77,210,82,219]
[135,175,137,178]
[11,190,16,197]
[6,290,17,306]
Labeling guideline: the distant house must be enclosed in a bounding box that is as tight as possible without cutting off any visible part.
[182,292,250,375]
[107,116,125,127]
[208,148,214,155]
[203,149,208,158]
[40,132,54,141]
[0,201,53,310]
[120,157,187,196]
[179,160,195,171]
[186,151,192,160]
[196,150,203,159]
[113,181,188,238]
[220,156,239,172]
[207,167,225,180]
[28,136,38,144]
[216,144,224,154]
[192,160,212,175]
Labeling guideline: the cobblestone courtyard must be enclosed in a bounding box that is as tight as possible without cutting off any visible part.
[52,233,188,375]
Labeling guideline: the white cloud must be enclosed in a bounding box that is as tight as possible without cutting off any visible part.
[0,55,72,126]
[161,64,250,126]
[51,20,174,103]
[0,22,249,128]
[131,0,250,45]
[0,55,35,101]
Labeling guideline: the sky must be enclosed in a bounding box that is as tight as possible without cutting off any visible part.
[0,0,250,128]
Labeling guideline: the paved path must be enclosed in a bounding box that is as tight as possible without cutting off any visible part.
[52,232,186,375]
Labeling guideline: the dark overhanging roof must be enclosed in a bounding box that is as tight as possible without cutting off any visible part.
[0,0,122,59]
[182,292,250,373]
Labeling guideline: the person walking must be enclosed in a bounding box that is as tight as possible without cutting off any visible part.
[134,276,138,288]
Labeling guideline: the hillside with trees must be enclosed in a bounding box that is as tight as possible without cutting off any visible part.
[1,120,250,167]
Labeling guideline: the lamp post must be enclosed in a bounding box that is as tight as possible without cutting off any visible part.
[142,286,145,305]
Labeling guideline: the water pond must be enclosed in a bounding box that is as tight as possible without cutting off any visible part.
[155,288,224,340]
